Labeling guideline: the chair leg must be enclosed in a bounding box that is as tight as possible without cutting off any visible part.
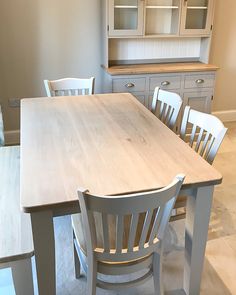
[11,258,34,295]
[153,252,164,295]
[87,255,97,295]
[73,241,81,279]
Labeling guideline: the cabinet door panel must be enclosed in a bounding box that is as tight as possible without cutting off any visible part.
[109,0,144,36]
[183,91,212,113]
[145,0,181,36]
[180,0,214,36]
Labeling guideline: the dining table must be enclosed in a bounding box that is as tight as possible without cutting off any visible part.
[20,92,222,295]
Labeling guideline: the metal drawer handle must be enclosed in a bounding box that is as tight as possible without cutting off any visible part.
[196,79,205,84]
[125,83,135,88]
[161,81,170,86]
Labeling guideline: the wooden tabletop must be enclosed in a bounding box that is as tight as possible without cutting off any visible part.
[0,146,33,263]
[20,93,222,213]
[104,62,219,76]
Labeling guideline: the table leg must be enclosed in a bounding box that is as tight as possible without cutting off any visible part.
[11,258,34,295]
[31,210,56,295]
[184,185,214,295]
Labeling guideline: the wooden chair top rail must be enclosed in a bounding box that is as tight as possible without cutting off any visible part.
[20,93,222,213]
[0,146,33,263]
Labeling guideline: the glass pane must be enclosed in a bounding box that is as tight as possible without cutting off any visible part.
[114,0,138,30]
[185,0,208,29]
[145,0,180,35]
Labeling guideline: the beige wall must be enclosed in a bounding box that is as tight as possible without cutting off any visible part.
[0,0,102,131]
[210,0,236,112]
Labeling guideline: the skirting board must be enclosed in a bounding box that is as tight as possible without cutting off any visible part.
[4,130,20,145]
[212,110,236,123]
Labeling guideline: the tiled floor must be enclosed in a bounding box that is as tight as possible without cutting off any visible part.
[0,122,236,294]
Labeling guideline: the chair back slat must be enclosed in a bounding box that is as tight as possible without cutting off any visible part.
[159,101,165,120]
[180,106,227,164]
[166,107,174,126]
[127,213,139,252]
[101,213,110,252]
[77,175,185,263]
[151,87,183,130]
[204,135,215,160]
[116,215,124,253]
[189,124,197,147]
[162,104,173,126]
[74,89,79,96]
[200,132,211,156]
[148,207,163,244]
[44,77,95,97]
[138,210,153,249]
[195,128,204,152]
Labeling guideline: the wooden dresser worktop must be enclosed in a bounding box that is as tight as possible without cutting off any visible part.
[104,62,219,76]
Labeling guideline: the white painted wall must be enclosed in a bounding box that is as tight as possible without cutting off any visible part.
[0,0,102,131]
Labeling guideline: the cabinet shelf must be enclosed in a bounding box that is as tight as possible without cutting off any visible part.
[187,7,208,9]
[114,5,138,9]
[146,6,179,9]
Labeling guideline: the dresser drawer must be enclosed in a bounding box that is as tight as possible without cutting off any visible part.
[150,75,181,91]
[112,78,146,93]
[184,74,215,89]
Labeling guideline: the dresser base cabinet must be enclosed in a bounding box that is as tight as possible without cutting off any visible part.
[108,71,216,110]
[105,69,216,132]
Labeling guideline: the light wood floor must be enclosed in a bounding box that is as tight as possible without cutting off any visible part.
[0,122,236,294]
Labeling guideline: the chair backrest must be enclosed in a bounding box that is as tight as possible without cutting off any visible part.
[151,87,183,130]
[180,106,227,164]
[78,174,184,263]
[44,77,95,97]
[0,105,5,146]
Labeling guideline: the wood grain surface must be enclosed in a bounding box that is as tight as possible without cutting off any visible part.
[104,62,219,76]
[20,93,222,213]
[0,146,33,263]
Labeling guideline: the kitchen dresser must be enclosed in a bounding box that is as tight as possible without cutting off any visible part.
[102,0,218,130]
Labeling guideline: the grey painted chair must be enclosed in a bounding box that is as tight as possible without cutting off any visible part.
[172,106,227,221]
[44,77,95,97]
[72,174,185,295]
[151,87,183,131]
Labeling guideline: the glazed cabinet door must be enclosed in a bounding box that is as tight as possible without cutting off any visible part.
[180,0,214,36]
[108,0,144,36]
[144,0,181,36]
